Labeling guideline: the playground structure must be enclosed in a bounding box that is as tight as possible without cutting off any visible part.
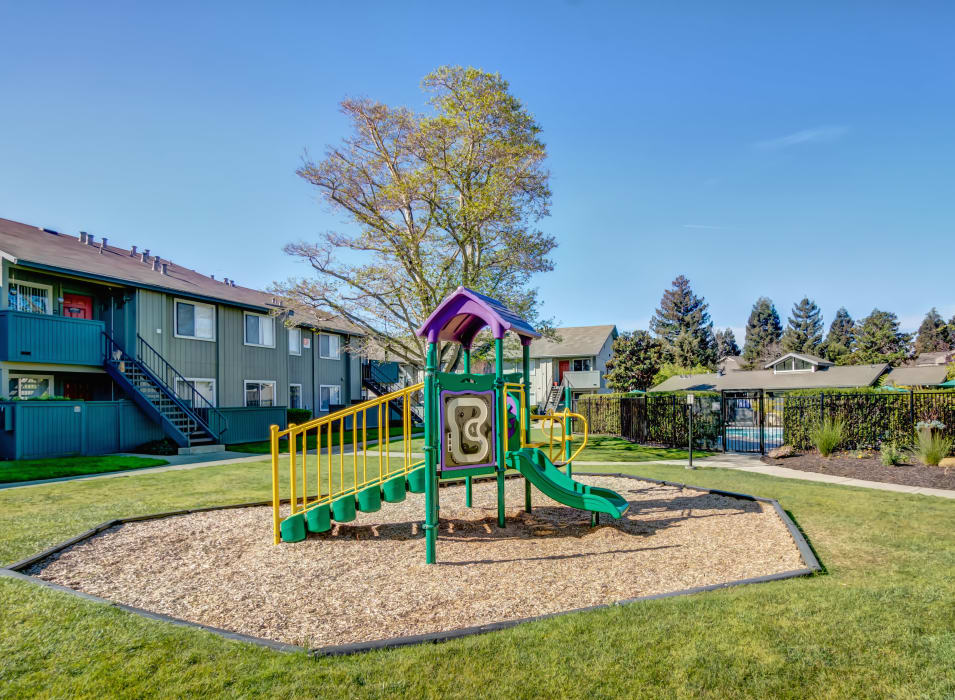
[271,287,629,563]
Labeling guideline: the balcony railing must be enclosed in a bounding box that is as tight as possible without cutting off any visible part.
[0,310,105,365]
[563,370,601,389]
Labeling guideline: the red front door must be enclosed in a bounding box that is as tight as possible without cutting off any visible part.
[558,360,570,383]
[63,294,93,319]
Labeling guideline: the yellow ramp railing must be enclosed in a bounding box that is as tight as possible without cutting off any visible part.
[502,383,588,465]
[271,383,424,544]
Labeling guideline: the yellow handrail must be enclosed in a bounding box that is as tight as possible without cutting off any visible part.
[529,410,588,465]
[272,382,424,544]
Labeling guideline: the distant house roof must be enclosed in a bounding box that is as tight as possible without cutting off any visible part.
[719,355,744,371]
[529,325,618,359]
[884,365,949,387]
[764,352,834,369]
[651,363,889,392]
[0,216,360,335]
[914,350,955,366]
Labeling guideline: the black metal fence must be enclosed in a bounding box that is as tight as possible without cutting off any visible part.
[783,391,955,449]
[579,394,722,450]
[579,390,955,454]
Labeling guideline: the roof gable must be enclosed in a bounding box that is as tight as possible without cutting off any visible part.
[528,325,618,359]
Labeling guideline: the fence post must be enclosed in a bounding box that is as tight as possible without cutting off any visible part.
[909,391,915,440]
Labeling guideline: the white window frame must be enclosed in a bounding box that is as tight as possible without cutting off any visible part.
[8,279,53,315]
[571,358,593,372]
[289,383,303,409]
[174,377,217,407]
[288,327,302,356]
[174,298,217,342]
[319,332,341,360]
[319,384,342,412]
[243,311,275,348]
[8,373,54,399]
[243,379,277,407]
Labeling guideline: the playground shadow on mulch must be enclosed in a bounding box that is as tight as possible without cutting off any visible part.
[312,490,759,554]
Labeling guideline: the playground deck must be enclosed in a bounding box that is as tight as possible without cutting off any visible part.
[30,475,804,649]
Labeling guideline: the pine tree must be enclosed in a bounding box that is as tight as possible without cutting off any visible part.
[742,297,782,367]
[822,307,854,361]
[649,275,716,368]
[604,330,664,392]
[914,308,949,354]
[843,309,911,366]
[781,297,824,355]
[715,328,741,359]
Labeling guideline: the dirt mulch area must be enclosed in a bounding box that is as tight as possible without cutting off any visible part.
[762,452,955,490]
[30,476,805,649]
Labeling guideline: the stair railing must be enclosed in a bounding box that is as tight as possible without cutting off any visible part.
[134,334,228,439]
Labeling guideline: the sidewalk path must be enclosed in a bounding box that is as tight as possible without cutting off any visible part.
[0,437,421,491]
[577,453,955,500]
[6,447,954,500]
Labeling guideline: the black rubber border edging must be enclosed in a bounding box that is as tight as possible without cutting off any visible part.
[1,473,821,658]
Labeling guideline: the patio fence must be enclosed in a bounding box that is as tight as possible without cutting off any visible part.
[578,391,955,452]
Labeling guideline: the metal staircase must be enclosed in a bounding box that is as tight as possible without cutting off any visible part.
[103,333,227,448]
[541,377,568,414]
[361,362,423,424]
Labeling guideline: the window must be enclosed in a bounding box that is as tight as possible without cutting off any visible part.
[288,327,302,356]
[8,280,52,314]
[572,359,592,372]
[175,299,216,340]
[319,333,341,360]
[174,378,216,407]
[289,384,302,409]
[319,384,341,412]
[244,312,275,347]
[8,374,53,399]
[244,380,276,407]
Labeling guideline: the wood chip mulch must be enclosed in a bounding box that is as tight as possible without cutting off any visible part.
[762,452,955,489]
[30,476,805,649]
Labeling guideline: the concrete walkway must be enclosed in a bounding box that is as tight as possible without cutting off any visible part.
[642,453,955,500]
[0,437,421,491]
[5,445,954,500]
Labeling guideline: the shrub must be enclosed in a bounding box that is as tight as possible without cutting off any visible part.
[880,442,905,466]
[287,408,313,425]
[134,438,179,456]
[913,432,953,467]
[809,419,843,457]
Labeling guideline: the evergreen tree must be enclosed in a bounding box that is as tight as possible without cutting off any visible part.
[914,308,949,354]
[843,309,911,366]
[822,307,855,362]
[781,297,824,355]
[742,297,782,367]
[649,275,716,368]
[714,328,741,359]
[604,330,664,392]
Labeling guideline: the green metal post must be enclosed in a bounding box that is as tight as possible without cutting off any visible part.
[564,384,573,478]
[424,342,438,563]
[494,337,506,528]
[522,343,532,513]
[463,346,473,507]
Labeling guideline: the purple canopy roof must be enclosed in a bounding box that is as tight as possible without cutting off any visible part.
[416,286,541,347]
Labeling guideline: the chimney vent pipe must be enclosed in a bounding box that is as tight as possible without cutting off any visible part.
[79,231,88,244]
[130,245,137,256]
[161,263,169,275]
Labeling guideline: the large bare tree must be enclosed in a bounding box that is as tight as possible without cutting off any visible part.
[274,66,556,369]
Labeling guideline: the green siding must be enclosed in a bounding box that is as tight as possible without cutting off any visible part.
[0,311,105,365]
[0,400,164,460]
[214,406,288,444]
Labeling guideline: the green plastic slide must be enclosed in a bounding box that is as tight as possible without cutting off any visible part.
[505,448,629,518]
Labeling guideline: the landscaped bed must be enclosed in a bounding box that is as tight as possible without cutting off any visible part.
[27,475,805,651]
[762,451,955,490]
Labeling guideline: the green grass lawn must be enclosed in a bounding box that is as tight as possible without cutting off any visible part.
[229,426,420,454]
[1,452,954,697]
[0,455,168,484]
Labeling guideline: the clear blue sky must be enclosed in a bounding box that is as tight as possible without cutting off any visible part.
[2,2,952,341]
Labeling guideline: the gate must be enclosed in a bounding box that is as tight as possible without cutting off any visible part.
[721,390,784,454]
